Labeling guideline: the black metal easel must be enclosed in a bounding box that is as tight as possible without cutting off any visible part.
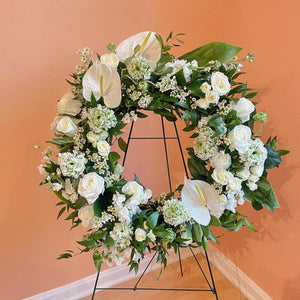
[91,115,219,299]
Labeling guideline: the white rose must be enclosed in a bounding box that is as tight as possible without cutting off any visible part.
[100,53,119,68]
[236,168,250,180]
[142,189,152,204]
[250,165,264,177]
[78,172,105,204]
[97,140,110,157]
[195,98,209,109]
[247,181,258,191]
[228,177,242,191]
[55,116,77,137]
[228,125,252,154]
[122,181,144,206]
[210,152,231,169]
[78,205,94,228]
[212,168,234,185]
[57,90,82,116]
[211,71,231,96]
[234,97,255,123]
[206,89,219,104]
[200,82,211,93]
[135,228,147,242]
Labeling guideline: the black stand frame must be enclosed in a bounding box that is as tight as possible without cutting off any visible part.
[91,116,219,299]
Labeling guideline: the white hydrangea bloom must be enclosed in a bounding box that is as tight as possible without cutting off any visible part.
[58,152,86,178]
[162,197,190,226]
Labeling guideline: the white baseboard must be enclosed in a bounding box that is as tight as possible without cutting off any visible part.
[23,244,272,300]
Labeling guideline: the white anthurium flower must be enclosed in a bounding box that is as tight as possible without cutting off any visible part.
[181,178,219,226]
[82,61,121,108]
[116,31,161,70]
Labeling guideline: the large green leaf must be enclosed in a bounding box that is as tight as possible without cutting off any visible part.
[179,42,242,66]
[93,250,102,272]
[264,145,282,169]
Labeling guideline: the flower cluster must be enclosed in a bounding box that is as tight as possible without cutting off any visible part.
[38,30,287,273]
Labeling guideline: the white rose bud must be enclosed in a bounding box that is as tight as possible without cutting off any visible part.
[135,228,147,242]
[200,82,211,93]
[180,231,192,244]
[78,205,94,228]
[228,177,242,191]
[100,53,119,68]
[212,168,234,185]
[228,125,252,154]
[234,97,255,123]
[87,131,100,145]
[78,172,105,204]
[236,168,250,180]
[57,90,82,116]
[195,98,209,109]
[211,71,231,96]
[55,116,78,137]
[206,89,219,104]
[247,181,258,191]
[250,165,264,177]
[210,152,231,169]
[97,140,110,157]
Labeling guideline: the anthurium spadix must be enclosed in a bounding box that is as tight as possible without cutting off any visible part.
[116,31,161,70]
[181,178,219,226]
[82,61,121,108]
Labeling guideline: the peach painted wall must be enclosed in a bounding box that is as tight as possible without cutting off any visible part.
[1,0,299,299]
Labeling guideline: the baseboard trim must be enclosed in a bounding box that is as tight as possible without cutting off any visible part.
[23,244,271,300]
[202,244,272,300]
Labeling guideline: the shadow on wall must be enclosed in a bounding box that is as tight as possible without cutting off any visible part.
[280,272,300,299]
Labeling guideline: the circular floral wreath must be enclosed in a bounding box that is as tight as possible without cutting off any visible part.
[38,31,288,272]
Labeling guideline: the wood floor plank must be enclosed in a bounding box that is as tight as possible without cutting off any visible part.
[81,254,247,300]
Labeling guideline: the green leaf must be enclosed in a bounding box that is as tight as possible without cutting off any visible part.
[107,43,116,53]
[207,114,226,137]
[192,223,203,242]
[118,137,127,152]
[104,236,115,248]
[244,219,258,232]
[65,211,77,220]
[277,149,290,156]
[187,157,208,179]
[93,250,102,272]
[264,145,282,169]
[202,236,208,251]
[208,230,219,244]
[209,216,221,227]
[57,253,72,259]
[146,212,159,229]
[136,111,148,118]
[234,219,244,232]
[201,225,209,237]
[245,92,258,99]
[257,177,280,209]
[57,206,66,219]
[179,42,242,66]
[108,151,121,164]
[77,240,97,248]
[89,230,106,240]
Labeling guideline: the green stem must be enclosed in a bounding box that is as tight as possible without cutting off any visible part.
[252,122,263,137]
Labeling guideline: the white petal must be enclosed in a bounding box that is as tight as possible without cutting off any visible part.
[181,178,219,226]
[116,31,161,70]
[82,62,121,108]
